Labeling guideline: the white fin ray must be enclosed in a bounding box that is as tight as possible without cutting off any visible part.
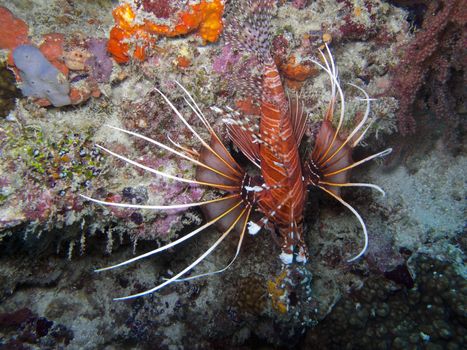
[175,81,244,173]
[352,119,374,148]
[311,45,347,165]
[113,206,248,300]
[166,134,199,158]
[318,182,386,196]
[95,200,244,273]
[95,144,239,191]
[318,186,368,262]
[320,83,374,166]
[104,125,238,182]
[169,207,251,282]
[80,193,241,211]
[323,148,392,178]
[155,87,242,177]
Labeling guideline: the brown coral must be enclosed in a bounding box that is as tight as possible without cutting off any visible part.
[280,55,318,82]
[64,49,92,71]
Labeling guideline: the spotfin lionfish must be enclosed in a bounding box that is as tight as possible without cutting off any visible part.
[82,0,392,300]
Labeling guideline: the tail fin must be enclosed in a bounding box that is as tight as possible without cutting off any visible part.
[225,0,276,64]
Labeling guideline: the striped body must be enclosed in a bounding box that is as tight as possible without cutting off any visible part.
[258,61,308,262]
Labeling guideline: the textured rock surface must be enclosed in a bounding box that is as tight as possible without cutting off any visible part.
[302,252,467,349]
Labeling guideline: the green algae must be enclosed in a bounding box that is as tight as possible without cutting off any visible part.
[2,123,104,191]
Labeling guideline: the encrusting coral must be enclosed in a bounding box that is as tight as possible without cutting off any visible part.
[0,6,113,108]
[0,6,29,62]
[108,0,224,63]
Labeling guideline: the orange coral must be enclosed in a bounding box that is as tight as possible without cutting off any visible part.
[267,270,288,314]
[0,7,29,50]
[108,0,224,63]
[176,55,191,69]
[39,33,69,77]
[107,27,131,64]
[69,80,101,105]
[280,55,318,90]
[64,48,92,71]
[0,6,30,65]
[280,55,317,82]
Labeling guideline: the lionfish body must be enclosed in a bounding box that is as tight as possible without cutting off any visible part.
[257,90,308,263]
[255,60,308,263]
[223,0,310,263]
[82,0,391,300]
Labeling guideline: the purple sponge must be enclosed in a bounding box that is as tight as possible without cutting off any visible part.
[13,45,71,107]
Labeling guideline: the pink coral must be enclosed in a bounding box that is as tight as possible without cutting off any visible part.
[22,187,54,222]
[336,0,377,40]
[291,0,309,9]
[141,0,177,18]
[212,44,240,74]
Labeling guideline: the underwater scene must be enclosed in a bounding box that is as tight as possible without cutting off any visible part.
[0,0,465,349]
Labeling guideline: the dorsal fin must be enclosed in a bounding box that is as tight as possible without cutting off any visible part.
[288,93,307,145]
[224,0,276,65]
[224,0,276,100]
[227,123,260,167]
[212,106,261,167]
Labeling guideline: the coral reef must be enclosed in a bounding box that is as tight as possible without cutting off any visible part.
[235,274,267,315]
[0,123,103,230]
[0,308,73,348]
[302,253,467,349]
[390,0,466,134]
[0,6,113,108]
[0,0,464,348]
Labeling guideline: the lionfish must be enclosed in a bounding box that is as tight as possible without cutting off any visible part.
[82,0,391,300]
